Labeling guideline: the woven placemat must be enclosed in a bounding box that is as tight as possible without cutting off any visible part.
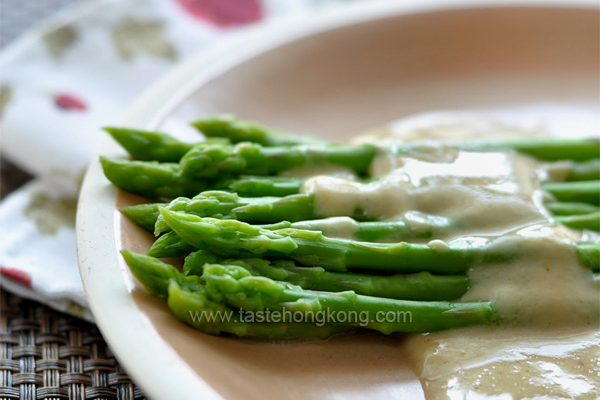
[0,290,146,400]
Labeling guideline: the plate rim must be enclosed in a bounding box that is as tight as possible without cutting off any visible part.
[75,1,598,399]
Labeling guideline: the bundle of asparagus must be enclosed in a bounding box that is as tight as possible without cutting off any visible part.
[102,115,600,339]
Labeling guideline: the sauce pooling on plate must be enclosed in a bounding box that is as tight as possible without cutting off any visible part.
[301,111,600,399]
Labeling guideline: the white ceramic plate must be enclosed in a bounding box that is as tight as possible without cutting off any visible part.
[76,1,599,399]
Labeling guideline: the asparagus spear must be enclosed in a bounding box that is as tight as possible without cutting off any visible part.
[160,209,600,272]
[105,128,230,162]
[121,248,202,297]
[121,203,162,232]
[575,243,600,272]
[192,114,324,147]
[178,142,377,180]
[146,231,196,258]
[554,212,600,232]
[100,157,207,199]
[153,185,596,236]
[183,250,470,301]
[122,250,353,338]
[146,215,453,259]
[441,137,600,161]
[545,202,599,216]
[159,208,508,274]
[212,175,302,197]
[153,191,294,235]
[153,192,322,235]
[202,263,498,334]
[179,137,598,182]
[290,216,452,242]
[168,281,357,339]
[541,181,600,205]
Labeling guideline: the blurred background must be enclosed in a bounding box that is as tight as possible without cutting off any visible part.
[1,0,81,46]
[1,0,81,196]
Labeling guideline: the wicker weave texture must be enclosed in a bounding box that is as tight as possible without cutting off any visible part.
[0,291,146,400]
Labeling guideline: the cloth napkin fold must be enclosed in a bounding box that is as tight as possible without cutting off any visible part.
[0,0,341,321]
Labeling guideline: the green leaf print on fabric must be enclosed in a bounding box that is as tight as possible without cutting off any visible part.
[111,18,177,61]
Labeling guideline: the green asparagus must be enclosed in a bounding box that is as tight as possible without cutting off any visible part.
[212,175,302,197]
[178,142,377,180]
[121,248,202,298]
[159,208,509,274]
[146,214,453,259]
[106,128,197,162]
[122,249,354,338]
[290,216,452,242]
[100,157,207,199]
[542,181,600,205]
[182,250,470,301]
[554,211,600,231]
[168,281,357,339]
[153,192,324,235]
[438,137,600,161]
[146,231,196,258]
[179,138,600,183]
[192,114,324,147]
[161,209,600,272]
[121,203,161,232]
[105,117,600,341]
[202,263,497,334]
[153,191,302,235]
[575,243,600,272]
[545,202,599,216]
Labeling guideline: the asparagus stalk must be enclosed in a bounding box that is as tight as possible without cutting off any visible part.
[541,181,600,205]
[212,175,302,197]
[191,114,324,147]
[121,248,203,297]
[168,281,357,339]
[545,202,599,216]
[178,142,377,180]
[146,215,453,259]
[554,212,600,232]
[159,208,507,274]
[122,250,353,338]
[100,157,207,199]
[183,250,470,301]
[439,137,600,161]
[575,243,600,272]
[146,231,196,258]
[290,216,452,242]
[131,178,600,234]
[153,192,322,235]
[160,209,600,272]
[121,203,161,232]
[153,191,300,235]
[179,137,599,182]
[105,128,227,162]
[202,263,498,334]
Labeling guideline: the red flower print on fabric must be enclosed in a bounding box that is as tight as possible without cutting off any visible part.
[1,266,32,287]
[176,0,263,27]
[54,93,88,111]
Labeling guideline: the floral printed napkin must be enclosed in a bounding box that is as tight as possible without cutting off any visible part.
[0,0,353,321]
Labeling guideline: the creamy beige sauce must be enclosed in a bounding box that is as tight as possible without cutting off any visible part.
[304,112,600,399]
[281,165,359,181]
